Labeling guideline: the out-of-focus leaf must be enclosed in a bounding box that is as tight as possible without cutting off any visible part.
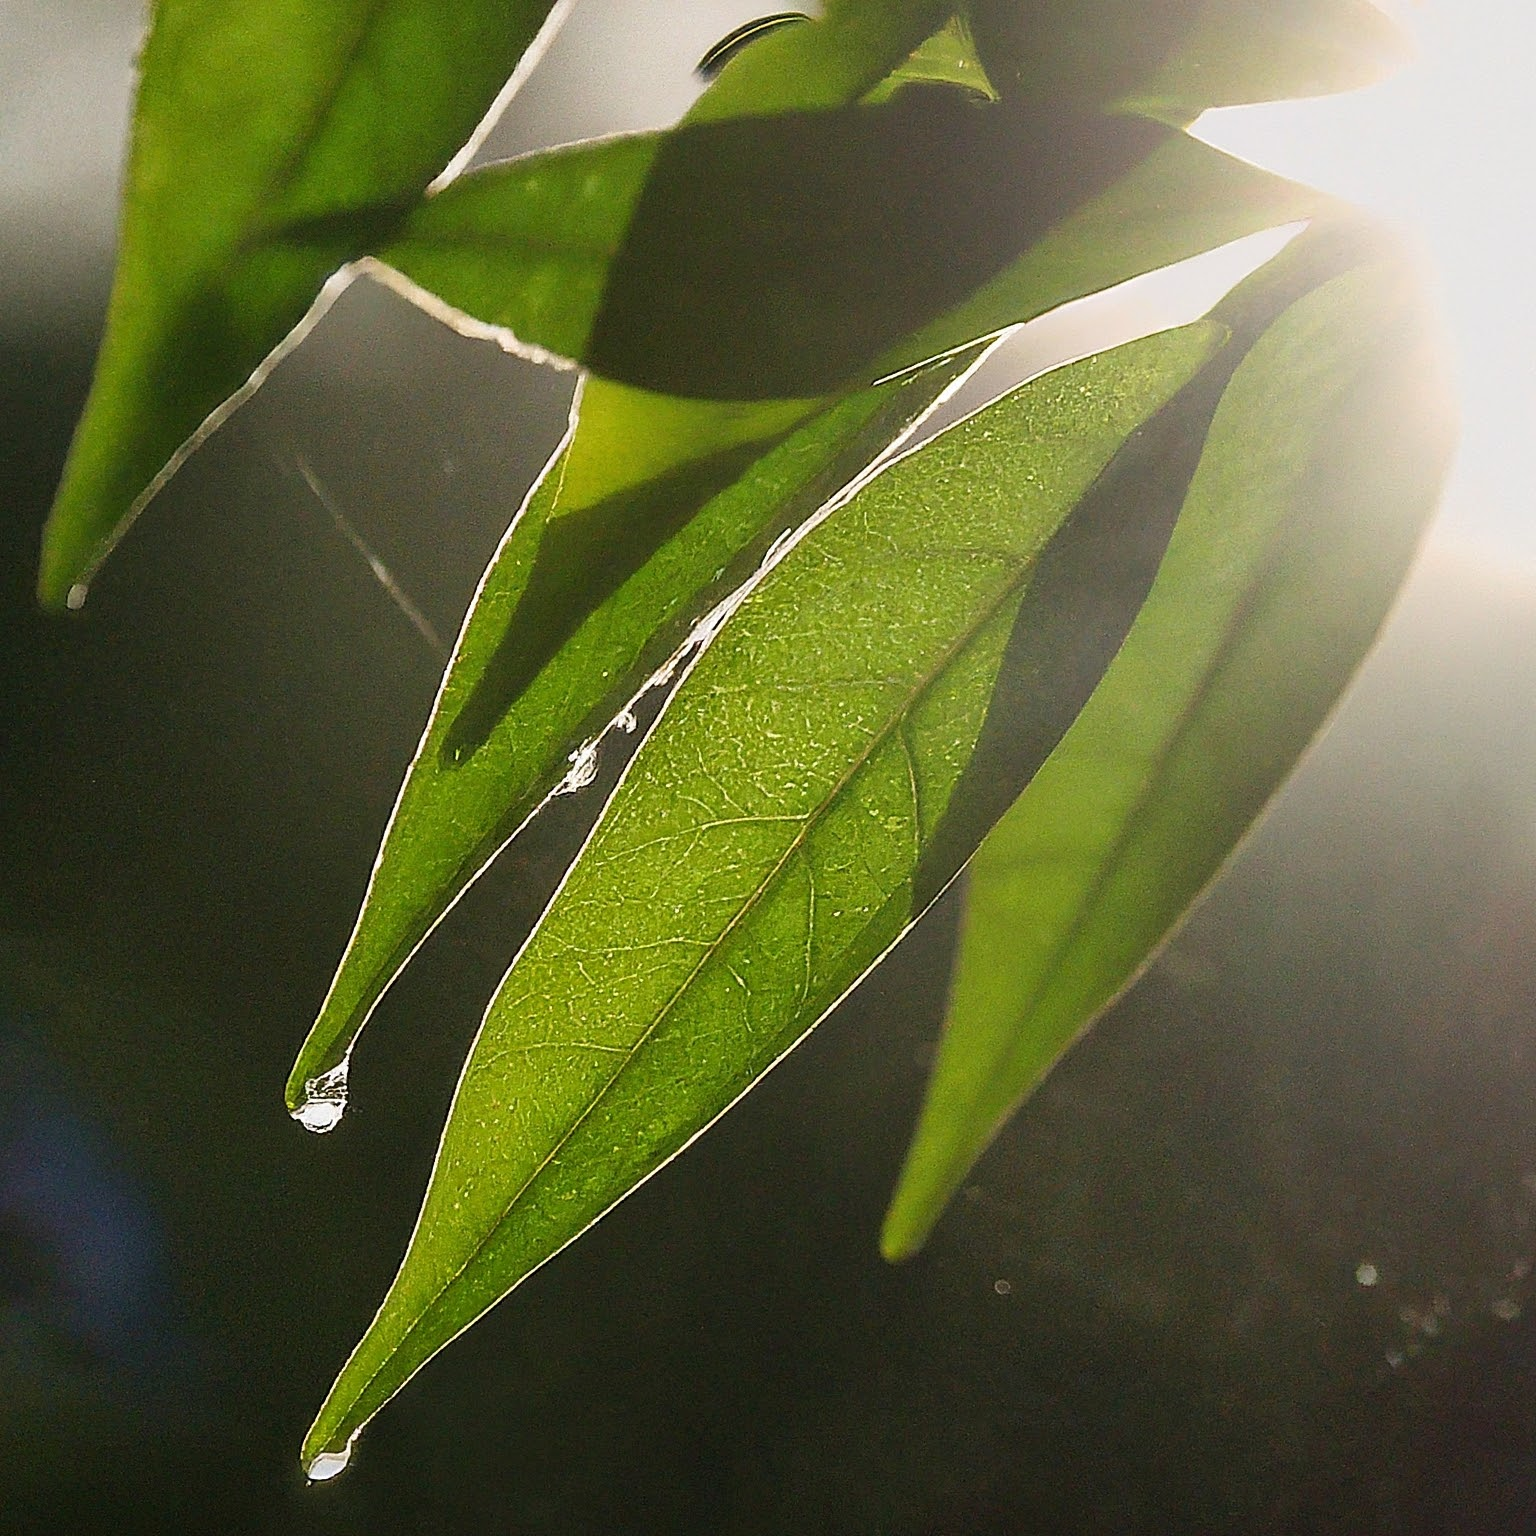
[299,315,1233,1470]
[381,97,1325,400]
[863,15,998,103]
[381,92,1171,400]
[880,228,1456,1260]
[39,0,567,609]
[284,351,987,1116]
[967,0,1408,120]
[684,0,951,122]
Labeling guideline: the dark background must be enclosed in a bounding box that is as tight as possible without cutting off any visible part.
[4,4,1536,1531]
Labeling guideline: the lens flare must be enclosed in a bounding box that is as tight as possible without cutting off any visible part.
[1194,1,1536,560]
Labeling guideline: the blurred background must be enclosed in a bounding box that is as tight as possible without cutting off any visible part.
[2,2,1534,1531]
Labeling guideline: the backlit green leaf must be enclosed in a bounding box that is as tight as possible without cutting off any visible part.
[39,0,565,610]
[381,93,1173,400]
[293,114,1322,1119]
[381,96,1325,402]
[880,228,1457,1260]
[967,0,1408,120]
[299,313,1235,1471]
[284,355,985,1118]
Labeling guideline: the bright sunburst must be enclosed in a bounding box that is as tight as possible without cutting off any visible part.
[1193,0,1536,560]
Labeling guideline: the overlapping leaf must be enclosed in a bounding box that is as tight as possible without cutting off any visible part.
[966,0,1407,119]
[881,228,1456,1258]
[288,124,1324,1115]
[285,353,989,1115]
[39,0,567,608]
[299,310,1248,1469]
[378,94,1326,399]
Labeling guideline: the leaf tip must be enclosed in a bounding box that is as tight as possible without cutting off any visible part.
[301,1426,361,1485]
[878,1190,937,1264]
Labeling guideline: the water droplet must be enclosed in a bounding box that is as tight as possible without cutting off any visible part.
[556,739,601,795]
[993,1279,1012,1296]
[291,1059,350,1134]
[65,582,89,611]
[1356,1261,1380,1287]
[304,1431,359,1482]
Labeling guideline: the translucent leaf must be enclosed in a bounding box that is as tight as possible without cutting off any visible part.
[298,313,1233,1471]
[285,354,987,1117]
[293,114,1322,1120]
[880,226,1458,1259]
[381,93,1174,399]
[967,0,1409,120]
[381,95,1326,402]
[39,0,567,608]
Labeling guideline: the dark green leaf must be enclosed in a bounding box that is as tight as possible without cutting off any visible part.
[39,0,565,609]
[967,0,1408,120]
[880,228,1457,1259]
[298,314,1230,1472]
[380,99,1324,399]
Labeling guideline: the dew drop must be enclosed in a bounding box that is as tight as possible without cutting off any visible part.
[305,1432,359,1483]
[65,582,89,611]
[291,1059,350,1134]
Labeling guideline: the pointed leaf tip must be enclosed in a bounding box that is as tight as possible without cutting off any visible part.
[882,228,1456,1258]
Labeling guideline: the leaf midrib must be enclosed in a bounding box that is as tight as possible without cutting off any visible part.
[336,530,1050,1426]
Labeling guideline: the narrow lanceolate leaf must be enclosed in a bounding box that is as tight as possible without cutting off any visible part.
[39,0,565,609]
[880,230,1457,1260]
[381,92,1172,400]
[290,113,1323,1118]
[967,0,1407,119]
[285,353,990,1118]
[300,316,1236,1471]
[380,95,1326,402]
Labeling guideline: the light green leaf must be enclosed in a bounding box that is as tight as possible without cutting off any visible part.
[299,313,1237,1472]
[285,354,985,1117]
[292,110,1322,1118]
[380,93,1177,400]
[880,228,1457,1260]
[380,98,1326,402]
[967,0,1408,120]
[685,0,951,122]
[40,0,566,610]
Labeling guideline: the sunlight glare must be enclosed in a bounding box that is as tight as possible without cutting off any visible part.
[1193,1,1536,561]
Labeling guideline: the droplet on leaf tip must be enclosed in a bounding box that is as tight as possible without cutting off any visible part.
[304,1432,359,1483]
[291,1059,350,1134]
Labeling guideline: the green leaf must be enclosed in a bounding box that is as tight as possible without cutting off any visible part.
[862,14,999,104]
[684,0,952,122]
[299,314,1235,1471]
[39,0,565,610]
[381,93,1174,400]
[880,228,1457,1260]
[380,100,1324,400]
[292,108,1322,1120]
[966,0,1409,120]
[285,355,983,1118]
